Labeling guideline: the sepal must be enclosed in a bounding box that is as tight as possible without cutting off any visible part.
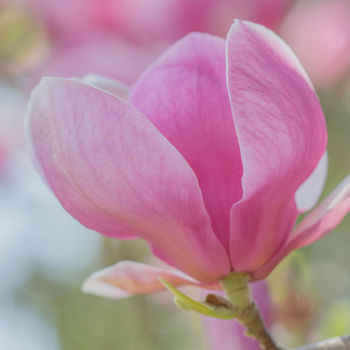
[160,278,237,319]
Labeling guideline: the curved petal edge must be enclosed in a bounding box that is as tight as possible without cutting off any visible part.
[254,175,350,279]
[82,261,221,299]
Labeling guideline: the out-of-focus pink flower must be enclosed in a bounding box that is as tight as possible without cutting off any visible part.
[207,0,290,37]
[203,282,270,350]
[17,0,291,87]
[27,0,213,45]
[26,21,350,297]
[28,34,164,85]
[19,0,215,87]
[26,0,289,45]
[280,0,350,88]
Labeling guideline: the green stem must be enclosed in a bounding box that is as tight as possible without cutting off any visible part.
[221,272,282,350]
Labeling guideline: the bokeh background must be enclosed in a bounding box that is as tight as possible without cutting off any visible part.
[1,0,350,349]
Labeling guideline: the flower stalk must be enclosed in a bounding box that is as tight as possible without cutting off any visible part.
[221,272,282,350]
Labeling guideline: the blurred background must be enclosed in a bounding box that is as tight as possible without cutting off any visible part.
[1,0,350,349]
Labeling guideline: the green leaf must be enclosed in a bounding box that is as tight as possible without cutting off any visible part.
[159,278,237,320]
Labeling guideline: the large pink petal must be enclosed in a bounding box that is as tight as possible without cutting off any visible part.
[131,33,243,251]
[202,281,271,350]
[227,21,327,272]
[26,78,230,282]
[82,260,221,299]
[254,175,350,280]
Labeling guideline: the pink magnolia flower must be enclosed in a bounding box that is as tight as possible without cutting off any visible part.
[280,0,350,88]
[26,20,350,297]
[203,282,270,350]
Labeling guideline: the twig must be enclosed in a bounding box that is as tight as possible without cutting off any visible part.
[292,335,350,350]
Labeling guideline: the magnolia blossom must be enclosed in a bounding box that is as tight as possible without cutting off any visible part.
[203,282,270,350]
[26,21,350,298]
[280,0,350,88]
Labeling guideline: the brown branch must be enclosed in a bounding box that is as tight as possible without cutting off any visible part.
[292,335,350,350]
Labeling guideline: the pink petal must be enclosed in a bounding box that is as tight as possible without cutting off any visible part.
[26,78,230,282]
[280,0,350,88]
[295,152,328,212]
[202,281,271,350]
[131,33,243,251]
[83,74,130,100]
[82,260,221,299]
[254,175,350,280]
[227,21,327,272]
